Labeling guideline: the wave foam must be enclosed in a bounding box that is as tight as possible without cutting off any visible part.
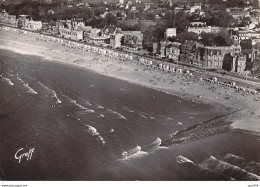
[176,155,194,164]
[138,113,148,119]
[38,82,61,104]
[107,109,126,120]
[2,77,14,86]
[123,106,135,113]
[143,138,168,153]
[63,95,89,110]
[95,103,104,109]
[84,124,105,144]
[16,76,24,83]
[23,84,38,95]
[120,146,148,161]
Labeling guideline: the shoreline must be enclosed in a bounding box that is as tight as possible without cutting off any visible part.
[0,27,260,134]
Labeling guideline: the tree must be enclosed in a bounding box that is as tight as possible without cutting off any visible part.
[176,31,199,43]
[215,29,233,46]
[203,10,234,27]
[175,11,190,32]
[200,32,216,46]
[105,13,117,25]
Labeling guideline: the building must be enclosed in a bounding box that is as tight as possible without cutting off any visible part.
[188,22,220,35]
[169,42,182,61]
[235,55,247,73]
[110,33,124,48]
[85,28,110,45]
[240,38,258,69]
[60,28,83,41]
[6,14,17,27]
[24,19,42,31]
[166,28,177,38]
[121,31,143,50]
[180,40,203,64]
[83,26,93,40]
[197,45,242,70]
[0,10,17,27]
[227,8,250,19]
[160,40,173,58]
[0,10,9,23]
[190,3,201,13]
[222,53,246,73]
[237,29,251,41]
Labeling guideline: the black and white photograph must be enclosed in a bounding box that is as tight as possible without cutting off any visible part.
[0,0,260,185]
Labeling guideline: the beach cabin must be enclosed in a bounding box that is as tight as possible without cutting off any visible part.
[139,58,144,63]
[212,77,217,83]
[129,55,133,61]
[177,69,182,74]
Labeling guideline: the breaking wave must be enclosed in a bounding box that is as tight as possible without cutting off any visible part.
[23,83,38,95]
[38,82,61,104]
[63,95,89,110]
[16,76,37,95]
[223,154,260,175]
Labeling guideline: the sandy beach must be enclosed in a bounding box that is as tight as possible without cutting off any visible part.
[0,26,260,133]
